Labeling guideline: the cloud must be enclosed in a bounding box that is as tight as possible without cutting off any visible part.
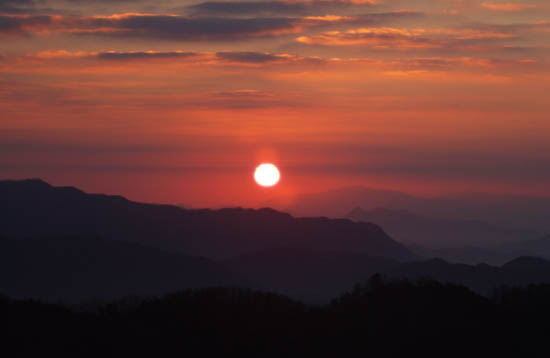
[186,1,309,16]
[0,13,302,39]
[480,2,537,12]
[393,57,539,72]
[0,0,63,14]
[0,0,35,13]
[186,0,377,16]
[303,14,354,21]
[0,9,424,40]
[216,51,293,63]
[296,26,522,50]
[299,11,421,27]
[201,89,298,109]
[97,51,198,60]
[0,14,52,36]
[3,49,538,77]
[33,50,89,58]
[91,14,301,39]
[94,50,324,65]
[296,27,440,48]
[0,50,327,70]
[217,51,289,63]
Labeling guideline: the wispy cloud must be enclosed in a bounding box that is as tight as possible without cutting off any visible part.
[1,50,538,77]
[480,2,537,12]
[296,27,436,48]
[296,25,526,51]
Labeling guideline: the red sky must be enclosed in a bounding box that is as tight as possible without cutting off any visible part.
[1,0,549,207]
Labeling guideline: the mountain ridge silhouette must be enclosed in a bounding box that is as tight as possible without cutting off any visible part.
[0,178,414,261]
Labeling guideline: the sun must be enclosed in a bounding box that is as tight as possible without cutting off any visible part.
[254,163,280,187]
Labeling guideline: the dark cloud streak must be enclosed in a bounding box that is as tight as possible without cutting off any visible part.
[186,1,309,16]
[106,15,297,40]
[0,13,300,39]
[0,10,424,39]
[215,51,286,63]
[97,51,198,60]
[0,14,51,35]
[186,0,378,16]
[0,0,35,14]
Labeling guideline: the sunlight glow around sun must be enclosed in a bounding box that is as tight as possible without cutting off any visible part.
[254,163,280,187]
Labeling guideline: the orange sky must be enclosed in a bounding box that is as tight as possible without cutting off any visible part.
[1,0,549,206]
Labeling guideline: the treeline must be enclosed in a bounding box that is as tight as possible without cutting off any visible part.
[4,278,550,357]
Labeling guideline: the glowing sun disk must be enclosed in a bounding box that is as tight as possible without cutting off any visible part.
[254,163,280,187]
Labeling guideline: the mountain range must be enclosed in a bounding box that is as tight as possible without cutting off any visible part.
[346,206,540,249]
[345,206,546,265]
[3,178,550,303]
[266,186,550,232]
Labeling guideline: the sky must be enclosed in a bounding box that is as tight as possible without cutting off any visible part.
[1,0,549,207]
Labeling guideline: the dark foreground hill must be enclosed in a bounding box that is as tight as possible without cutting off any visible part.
[226,248,550,300]
[5,233,550,303]
[0,179,413,261]
[0,235,230,301]
[223,248,398,302]
[4,280,550,357]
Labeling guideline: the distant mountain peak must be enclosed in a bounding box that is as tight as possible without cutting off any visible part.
[502,256,549,270]
[347,206,366,218]
[346,206,420,221]
[4,178,51,187]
